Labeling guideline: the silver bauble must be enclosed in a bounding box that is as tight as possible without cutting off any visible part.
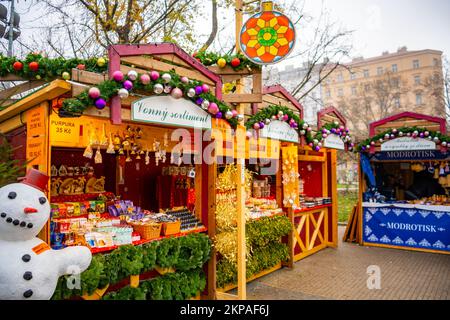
[187,88,196,98]
[153,83,164,94]
[118,88,129,99]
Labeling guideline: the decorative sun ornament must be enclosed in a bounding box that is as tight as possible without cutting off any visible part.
[239,1,296,65]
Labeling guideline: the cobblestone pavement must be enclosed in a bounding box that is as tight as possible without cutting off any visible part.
[244,226,450,300]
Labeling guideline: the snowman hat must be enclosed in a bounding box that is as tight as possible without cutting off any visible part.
[18,168,49,192]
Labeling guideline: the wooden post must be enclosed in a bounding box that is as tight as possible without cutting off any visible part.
[206,157,217,299]
[358,153,364,245]
[330,149,338,247]
[286,207,295,268]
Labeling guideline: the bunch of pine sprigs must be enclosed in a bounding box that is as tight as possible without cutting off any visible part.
[52,233,211,300]
[0,134,25,187]
[193,51,261,72]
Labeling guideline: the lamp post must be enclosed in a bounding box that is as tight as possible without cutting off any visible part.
[0,0,20,57]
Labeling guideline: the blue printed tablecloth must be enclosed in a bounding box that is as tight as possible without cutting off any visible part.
[362,203,450,253]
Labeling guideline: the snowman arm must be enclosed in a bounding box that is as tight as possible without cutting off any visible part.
[54,246,92,277]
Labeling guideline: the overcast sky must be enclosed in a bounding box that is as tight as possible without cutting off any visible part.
[7,0,450,66]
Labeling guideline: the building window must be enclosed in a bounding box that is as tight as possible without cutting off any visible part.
[391,78,399,88]
[364,84,371,92]
[363,69,370,78]
[413,59,420,69]
[377,67,383,76]
[350,72,356,80]
[337,72,343,82]
[392,64,398,73]
[416,93,423,105]
[394,97,400,107]
[414,75,421,85]
[326,90,331,98]
[338,88,344,97]
[433,58,439,67]
[351,86,357,95]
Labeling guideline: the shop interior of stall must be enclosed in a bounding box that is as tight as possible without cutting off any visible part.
[370,160,448,203]
[48,124,206,252]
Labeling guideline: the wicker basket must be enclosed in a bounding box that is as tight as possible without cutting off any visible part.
[129,222,162,240]
[162,220,181,236]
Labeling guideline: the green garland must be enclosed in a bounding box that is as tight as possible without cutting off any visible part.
[246,215,292,248]
[245,105,312,140]
[0,53,107,81]
[309,122,354,152]
[356,126,450,153]
[59,69,239,127]
[52,233,211,299]
[193,51,261,72]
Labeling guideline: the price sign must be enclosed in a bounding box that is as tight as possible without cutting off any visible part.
[26,105,46,137]
[27,136,46,166]
[50,118,80,144]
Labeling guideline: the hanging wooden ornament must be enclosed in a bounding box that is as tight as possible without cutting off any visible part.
[106,133,115,154]
[145,149,150,165]
[94,147,103,164]
[83,145,93,159]
[126,149,132,162]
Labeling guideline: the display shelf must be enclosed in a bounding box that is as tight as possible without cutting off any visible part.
[247,211,286,222]
[50,192,115,203]
[90,226,208,254]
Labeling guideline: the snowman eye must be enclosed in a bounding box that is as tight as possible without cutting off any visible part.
[39,197,47,205]
[8,192,17,199]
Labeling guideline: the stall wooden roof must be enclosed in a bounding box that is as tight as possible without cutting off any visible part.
[369,112,446,136]
[317,106,346,129]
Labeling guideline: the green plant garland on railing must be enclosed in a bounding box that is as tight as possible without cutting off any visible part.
[0,53,107,81]
[309,121,354,152]
[245,105,312,140]
[356,126,450,153]
[58,68,240,127]
[193,51,261,72]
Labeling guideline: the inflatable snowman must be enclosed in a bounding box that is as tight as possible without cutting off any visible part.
[0,169,92,300]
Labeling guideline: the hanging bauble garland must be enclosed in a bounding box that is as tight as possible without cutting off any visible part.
[245,105,311,140]
[310,121,354,152]
[192,51,261,72]
[58,69,242,127]
[356,126,450,153]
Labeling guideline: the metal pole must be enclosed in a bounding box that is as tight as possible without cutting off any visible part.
[7,0,15,57]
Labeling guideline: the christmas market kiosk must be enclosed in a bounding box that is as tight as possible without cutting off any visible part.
[0,43,248,300]
[349,112,450,254]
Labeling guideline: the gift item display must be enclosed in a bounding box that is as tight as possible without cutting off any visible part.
[246,197,283,220]
[299,196,332,208]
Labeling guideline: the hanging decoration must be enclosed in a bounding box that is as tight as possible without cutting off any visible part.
[245,105,311,140]
[310,121,354,152]
[239,1,296,65]
[356,127,450,153]
[57,69,241,128]
[281,146,299,208]
[192,51,260,72]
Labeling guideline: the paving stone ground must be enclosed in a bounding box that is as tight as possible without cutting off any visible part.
[243,226,450,300]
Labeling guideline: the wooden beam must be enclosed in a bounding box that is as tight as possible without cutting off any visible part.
[0,74,26,81]
[222,93,262,103]
[0,81,46,100]
[208,65,259,76]
[71,69,107,84]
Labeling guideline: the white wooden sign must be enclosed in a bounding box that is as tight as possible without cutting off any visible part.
[131,96,212,130]
[324,134,345,150]
[260,120,299,143]
[381,137,436,151]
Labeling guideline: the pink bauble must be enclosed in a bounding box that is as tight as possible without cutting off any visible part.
[202,84,210,93]
[323,134,328,138]
[140,74,151,85]
[150,71,160,81]
[171,87,183,99]
[208,103,219,115]
[282,114,289,121]
[253,123,260,130]
[231,110,238,118]
[181,76,189,84]
[88,87,101,99]
[112,70,124,82]
[246,131,254,139]
[309,143,314,147]
[307,127,312,132]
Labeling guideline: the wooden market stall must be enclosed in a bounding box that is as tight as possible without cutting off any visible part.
[0,43,247,300]
[348,112,450,254]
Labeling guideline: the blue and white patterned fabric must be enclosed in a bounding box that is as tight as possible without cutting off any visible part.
[362,204,450,253]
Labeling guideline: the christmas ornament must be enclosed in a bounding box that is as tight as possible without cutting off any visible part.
[253,123,260,130]
[230,58,241,68]
[76,64,85,70]
[202,84,210,93]
[118,88,129,99]
[442,142,448,147]
[195,86,203,95]
[187,88,196,98]
[0,170,91,300]
[35,75,41,80]
[265,119,271,125]
[171,87,183,99]
[237,114,245,122]
[216,112,223,119]
[127,70,138,81]
[196,98,204,105]
[29,62,39,72]
[161,73,172,83]
[83,145,93,159]
[399,131,404,137]
[225,110,233,119]
[164,85,172,94]
[246,131,254,139]
[150,71,160,81]
[140,74,150,85]
[123,80,133,90]
[208,103,219,115]
[112,70,124,82]
[232,110,239,118]
[94,147,102,164]
[153,83,164,94]
[259,122,265,129]
[97,57,106,67]
[201,100,210,110]
[88,87,100,99]
[217,58,227,68]
[13,61,23,71]
[62,72,70,80]
[180,76,189,84]
[95,98,107,110]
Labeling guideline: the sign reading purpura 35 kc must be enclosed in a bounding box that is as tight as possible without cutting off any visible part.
[324,134,345,150]
[381,137,436,151]
[260,120,299,143]
[363,204,450,253]
[131,96,212,130]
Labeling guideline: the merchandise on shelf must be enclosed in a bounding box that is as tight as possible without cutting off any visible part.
[164,207,204,231]
[299,196,332,208]
[246,197,284,220]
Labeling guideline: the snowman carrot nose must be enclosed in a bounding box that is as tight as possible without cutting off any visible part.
[24,207,38,214]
